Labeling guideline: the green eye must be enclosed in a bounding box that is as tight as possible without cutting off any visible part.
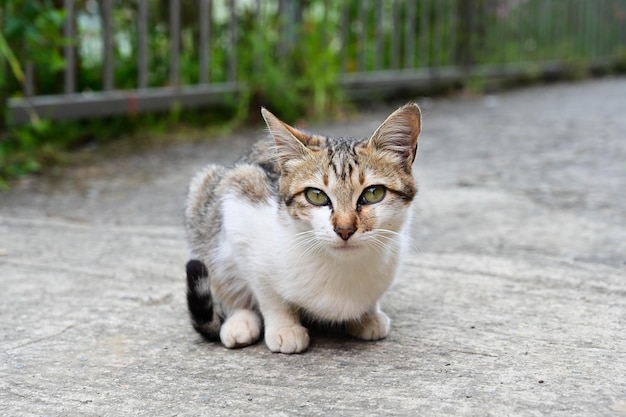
[360,185,386,205]
[305,188,330,206]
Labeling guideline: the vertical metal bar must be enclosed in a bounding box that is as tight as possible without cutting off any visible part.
[169,0,180,86]
[375,0,384,70]
[584,0,593,60]
[102,0,114,91]
[433,0,443,67]
[501,1,508,64]
[516,0,524,63]
[554,0,562,61]
[590,0,598,59]
[447,0,455,67]
[0,7,5,109]
[617,0,626,51]
[591,0,598,58]
[340,0,350,72]
[577,0,585,59]
[462,0,472,67]
[598,0,607,58]
[227,0,237,82]
[390,0,400,69]
[528,0,535,62]
[277,0,286,59]
[199,0,211,84]
[278,0,298,60]
[404,0,416,69]
[24,62,34,96]
[550,1,560,60]
[420,0,430,68]
[358,0,368,71]
[63,0,75,94]
[138,0,148,89]
[252,0,261,75]
[541,0,551,61]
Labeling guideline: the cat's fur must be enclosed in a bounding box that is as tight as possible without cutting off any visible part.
[184,103,421,353]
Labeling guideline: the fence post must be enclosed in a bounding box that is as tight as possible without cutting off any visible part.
[0,5,6,132]
[64,0,75,94]
[102,0,114,91]
[227,0,237,82]
[456,0,478,76]
[138,0,149,89]
[199,0,211,84]
[169,0,180,86]
[278,0,303,59]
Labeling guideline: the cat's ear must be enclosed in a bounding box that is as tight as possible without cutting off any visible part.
[368,102,421,170]
[261,107,312,169]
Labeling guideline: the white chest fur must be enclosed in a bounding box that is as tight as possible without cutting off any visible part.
[218,195,408,322]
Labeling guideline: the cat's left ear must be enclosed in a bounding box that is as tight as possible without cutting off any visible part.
[261,107,312,170]
[368,102,421,170]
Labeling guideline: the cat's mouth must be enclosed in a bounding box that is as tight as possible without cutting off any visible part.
[333,241,362,251]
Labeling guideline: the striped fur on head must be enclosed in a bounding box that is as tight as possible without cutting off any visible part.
[261,104,420,236]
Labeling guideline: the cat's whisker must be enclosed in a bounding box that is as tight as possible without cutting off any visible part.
[290,235,321,254]
[297,239,328,260]
[288,233,329,259]
[408,239,424,254]
[367,238,392,255]
[371,228,406,240]
[290,230,316,243]
[293,229,317,237]
[371,228,423,254]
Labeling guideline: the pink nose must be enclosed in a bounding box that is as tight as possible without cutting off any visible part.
[334,226,356,241]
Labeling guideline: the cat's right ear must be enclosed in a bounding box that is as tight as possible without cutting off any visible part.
[261,107,311,169]
[368,102,421,171]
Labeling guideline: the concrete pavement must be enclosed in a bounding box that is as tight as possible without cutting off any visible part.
[1,78,625,416]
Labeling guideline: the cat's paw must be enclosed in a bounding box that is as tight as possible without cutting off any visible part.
[220,310,262,349]
[265,325,310,354]
[347,311,391,341]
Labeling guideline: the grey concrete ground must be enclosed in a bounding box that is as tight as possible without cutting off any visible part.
[1,78,625,416]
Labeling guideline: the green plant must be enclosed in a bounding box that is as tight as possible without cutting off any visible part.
[3,0,626,188]
[234,2,345,123]
[0,121,47,188]
[2,0,67,95]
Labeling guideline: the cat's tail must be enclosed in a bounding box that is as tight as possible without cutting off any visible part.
[186,259,221,341]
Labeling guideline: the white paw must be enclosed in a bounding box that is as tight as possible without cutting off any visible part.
[220,310,261,349]
[265,325,310,354]
[347,311,391,341]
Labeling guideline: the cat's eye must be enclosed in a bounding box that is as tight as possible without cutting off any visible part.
[304,188,330,206]
[359,185,386,205]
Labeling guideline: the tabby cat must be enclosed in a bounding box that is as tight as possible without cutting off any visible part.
[184,103,421,353]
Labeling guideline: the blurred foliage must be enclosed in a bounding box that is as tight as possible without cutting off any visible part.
[2,0,626,186]
[1,0,67,94]
[0,0,70,187]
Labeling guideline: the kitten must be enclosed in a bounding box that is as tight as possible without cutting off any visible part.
[184,103,421,354]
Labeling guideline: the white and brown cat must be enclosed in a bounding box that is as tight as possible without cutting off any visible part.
[185,103,421,353]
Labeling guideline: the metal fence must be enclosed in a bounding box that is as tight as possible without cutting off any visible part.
[5,0,626,124]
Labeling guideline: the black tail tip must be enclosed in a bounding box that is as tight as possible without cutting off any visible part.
[186,259,208,285]
[185,259,220,341]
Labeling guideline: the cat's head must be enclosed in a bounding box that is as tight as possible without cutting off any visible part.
[262,104,421,256]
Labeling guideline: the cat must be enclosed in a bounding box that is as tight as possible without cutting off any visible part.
[184,103,421,354]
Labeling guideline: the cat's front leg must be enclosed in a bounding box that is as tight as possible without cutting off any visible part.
[257,292,309,354]
[346,305,391,341]
[265,323,309,354]
[220,309,262,348]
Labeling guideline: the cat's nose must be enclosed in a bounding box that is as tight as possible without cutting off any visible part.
[334,225,356,241]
